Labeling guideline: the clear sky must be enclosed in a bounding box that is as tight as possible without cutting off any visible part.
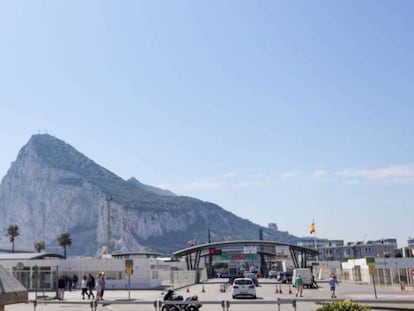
[1,1,413,247]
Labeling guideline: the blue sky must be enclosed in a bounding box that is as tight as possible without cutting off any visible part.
[1,1,414,247]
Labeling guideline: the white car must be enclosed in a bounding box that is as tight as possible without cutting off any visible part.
[232,278,256,299]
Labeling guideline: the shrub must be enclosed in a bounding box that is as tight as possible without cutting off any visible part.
[315,301,371,311]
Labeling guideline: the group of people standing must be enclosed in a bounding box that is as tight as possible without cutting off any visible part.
[58,272,106,301]
[80,272,106,300]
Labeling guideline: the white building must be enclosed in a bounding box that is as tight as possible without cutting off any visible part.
[341,257,414,287]
[0,252,200,290]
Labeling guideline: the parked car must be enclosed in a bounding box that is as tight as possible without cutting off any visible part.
[276,271,293,283]
[220,271,229,278]
[232,278,256,299]
[243,272,259,286]
[268,270,277,278]
[249,266,258,273]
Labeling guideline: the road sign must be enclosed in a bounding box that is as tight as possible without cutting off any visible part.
[243,246,257,254]
[125,267,134,276]
[125,259,134,275]
[366,257,376,265]
[125,259,133,268]
[366,257,376,275]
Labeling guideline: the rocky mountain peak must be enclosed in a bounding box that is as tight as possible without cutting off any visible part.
[0,134,297,256]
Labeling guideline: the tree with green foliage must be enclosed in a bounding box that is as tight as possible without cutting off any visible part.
[6,224,20,252]
[57,232,72,259]
[34,241,46,253]
[315,301,371,311]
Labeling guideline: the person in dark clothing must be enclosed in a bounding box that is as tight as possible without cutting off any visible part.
[72,274,78,289]
[87,273,95,299]
[311,275,318,288]
[100,272,106,300]
[57,275,66,301]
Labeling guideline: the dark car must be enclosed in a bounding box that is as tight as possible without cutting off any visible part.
[243,272,259,286]
[276,271,293,283]
[268,270,277,278]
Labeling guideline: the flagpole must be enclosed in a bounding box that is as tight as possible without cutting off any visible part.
[310,220,318,262]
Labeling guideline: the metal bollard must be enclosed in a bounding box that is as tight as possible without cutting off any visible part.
[94,300,98,311]
[292,299,297,311]
[221,300,230,311]
[277,298,281,311]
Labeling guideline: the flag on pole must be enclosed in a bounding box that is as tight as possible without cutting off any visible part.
[187,239,196,247]
[309,221,316,234]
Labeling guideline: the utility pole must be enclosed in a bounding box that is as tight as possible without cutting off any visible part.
[105,196,113,254]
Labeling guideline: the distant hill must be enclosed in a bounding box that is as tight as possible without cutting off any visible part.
[0,134,297,256]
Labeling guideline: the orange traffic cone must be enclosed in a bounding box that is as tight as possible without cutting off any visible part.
[202,285,205,293]
[288,285,292,294]
[279,285,283,294]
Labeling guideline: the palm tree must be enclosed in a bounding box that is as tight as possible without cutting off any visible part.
[57,232,72,259]
[6,224,19,252]
[34,241,45,253]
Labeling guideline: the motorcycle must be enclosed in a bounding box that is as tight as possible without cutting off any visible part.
[162,289,202,311]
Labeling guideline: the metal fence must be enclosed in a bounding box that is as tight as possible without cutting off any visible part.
[30,297,414,311]
[343,266,414,290]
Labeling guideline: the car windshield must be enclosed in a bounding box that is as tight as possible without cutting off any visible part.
[235,279,253,285]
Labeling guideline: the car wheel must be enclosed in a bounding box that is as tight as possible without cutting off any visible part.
[252,295,256,299]
[232,296,236,299]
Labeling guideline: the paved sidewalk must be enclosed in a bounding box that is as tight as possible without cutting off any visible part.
[4,280,414,311]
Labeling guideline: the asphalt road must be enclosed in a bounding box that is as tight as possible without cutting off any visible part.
[5,278,414,311]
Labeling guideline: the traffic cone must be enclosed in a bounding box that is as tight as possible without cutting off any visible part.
[202,285,205,293]
[275,285,279,294]
[186,287,190,293]
[288,285,292,294]
[279,285,283,294]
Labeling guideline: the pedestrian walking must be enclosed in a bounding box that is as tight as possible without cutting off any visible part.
[100,272,106,300]
[294,274,303,297]
[81,275,88,300]
[311,274,318,288]
[72,274,78,289]
[329,273,338,298]
[96,272,104,301]
[57,275,66,301]
[87,273,95,299]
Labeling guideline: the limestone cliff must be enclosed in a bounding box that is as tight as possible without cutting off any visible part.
[0,134,297,256]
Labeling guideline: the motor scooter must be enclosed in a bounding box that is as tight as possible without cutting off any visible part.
[161,289,202,311]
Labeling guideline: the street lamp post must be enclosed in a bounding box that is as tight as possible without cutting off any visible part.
[381,239,387,285]
[396,262,401,288]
